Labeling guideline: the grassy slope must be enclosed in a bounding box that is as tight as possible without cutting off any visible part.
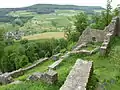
[1,37,120,90]
[0,55,78,90]
[82,37,120,90]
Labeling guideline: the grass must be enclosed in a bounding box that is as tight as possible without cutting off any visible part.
[15,60,54,81]
[0,55,79,90]
[81,42,102,51]
[81,37,120,90]
[1,36,120,90]
[22,32,65,40]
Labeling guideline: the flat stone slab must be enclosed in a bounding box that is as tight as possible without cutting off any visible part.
[10,80,22,85]
[48,52,70,70]
[48,59,63,70]
[73,43,86,51]
[60,59,93,90]
[52,53,61,61]
[71,50,91,55]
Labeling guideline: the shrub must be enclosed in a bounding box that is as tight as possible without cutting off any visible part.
[19,55,29,68]
[68,32,80,42]
[20,39,28,44]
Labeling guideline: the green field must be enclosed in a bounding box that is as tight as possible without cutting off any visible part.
[0,10,80,34]
[22,32,65,40]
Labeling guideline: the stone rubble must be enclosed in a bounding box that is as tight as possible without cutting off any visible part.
[28,70,58,84]
[0,58,48,84]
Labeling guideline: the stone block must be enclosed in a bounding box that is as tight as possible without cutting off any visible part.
[52,53,61,61]
[48,59,63,70]
[27,72,44,81]
[100,46,107,56]
[60,59,93,90]
[0,73,13,85]
[44,70,58,84]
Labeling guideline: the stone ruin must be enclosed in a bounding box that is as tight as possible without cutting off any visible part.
[76,27,107,46]
[0,58,48,85]
[0,16,120,89]
[74,16,120,56]
[100,17,120,56]
[27,70,58,84]
[60,59,93,90]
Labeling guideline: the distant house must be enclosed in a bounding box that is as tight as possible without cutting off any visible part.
[5,30,24,40]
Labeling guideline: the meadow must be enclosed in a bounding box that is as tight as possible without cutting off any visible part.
[22,32,65,40]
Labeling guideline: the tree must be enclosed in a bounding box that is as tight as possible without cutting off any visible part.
[106,0,112,26]
[74,12,88,34]
[113,7,119,16]
[64,25,80,42]
[90,10,113,30]
[0,28,5,60]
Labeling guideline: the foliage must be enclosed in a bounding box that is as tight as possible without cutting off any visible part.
[0,28,5,70]
[0,38,68,72]
[64,24,80,42]
[106,0,112,26]
[90,11,113,30]
[20,39,28,44]
[113,7,119,16]
[74,12,88,33]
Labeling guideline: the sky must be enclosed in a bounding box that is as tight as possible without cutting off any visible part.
[0,0,119,8]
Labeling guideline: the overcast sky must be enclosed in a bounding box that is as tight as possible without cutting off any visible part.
[0,0,119,8]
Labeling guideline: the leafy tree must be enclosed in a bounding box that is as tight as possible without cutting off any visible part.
[64,25,73,40]
[74,12,88,34]
[19,55,29,68]
[90,10,113,30]
[0,28,5,59]
[113,7,119,16]
[64,25,80,42]
[106,0,112,26]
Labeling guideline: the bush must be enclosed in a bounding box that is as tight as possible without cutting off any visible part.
[68,32,80,42]
[20,39,28,44]
[19,55,29,68]
[0,38,68,72]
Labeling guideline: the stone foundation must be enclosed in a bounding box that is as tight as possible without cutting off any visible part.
[28,70,58,84]
[0,58,48,84]
[60,59,93,90]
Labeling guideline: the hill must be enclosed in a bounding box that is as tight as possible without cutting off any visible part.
[0,4,104,18]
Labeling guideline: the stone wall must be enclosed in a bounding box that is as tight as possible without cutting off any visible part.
[48,52,71,70]
[0,58,48,84]
[76,27,107,46]
[28,70,58,84]
[76,17,120,48]
[100,17,120,56]
[60,59,93,90]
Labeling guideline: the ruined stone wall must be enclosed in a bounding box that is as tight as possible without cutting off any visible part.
[76,27,107,46]
[0,58,48,84]
[100,17,120,56]
[76,17,120,51]
[60,59,93,90]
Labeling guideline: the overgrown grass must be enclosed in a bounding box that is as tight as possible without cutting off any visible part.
[82,37,120,90]
[0,55,78,90]
[15,60,54,81]
[1,37,120,90]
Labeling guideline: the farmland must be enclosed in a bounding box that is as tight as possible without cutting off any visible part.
[22,32,65,40]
